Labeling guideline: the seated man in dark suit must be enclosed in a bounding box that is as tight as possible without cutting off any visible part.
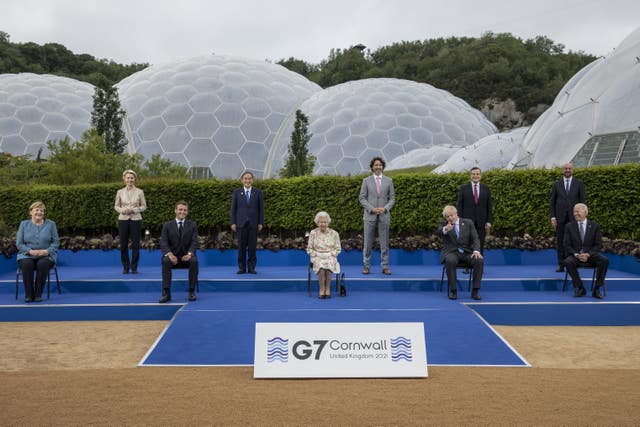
[159,200,199,303]
[437,205,484,301]
[563,203,608,299]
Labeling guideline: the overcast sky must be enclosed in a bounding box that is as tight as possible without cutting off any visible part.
[2,0,638,66]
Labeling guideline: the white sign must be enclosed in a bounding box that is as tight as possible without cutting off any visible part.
[254,322,427,378]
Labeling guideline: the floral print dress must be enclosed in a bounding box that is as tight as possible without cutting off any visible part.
[306,228,341,273]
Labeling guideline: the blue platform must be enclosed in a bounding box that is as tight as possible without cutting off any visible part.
[1,249,639,367]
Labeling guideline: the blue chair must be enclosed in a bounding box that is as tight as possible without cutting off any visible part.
[16,265,60,300]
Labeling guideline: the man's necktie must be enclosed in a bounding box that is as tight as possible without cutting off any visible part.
[245,191,250,203]
[454,223,463,253]
[178,221,183,237]
[375,176,381,194]
[565,180,570,192]
[473,184,479,204]
[579,221,585,242]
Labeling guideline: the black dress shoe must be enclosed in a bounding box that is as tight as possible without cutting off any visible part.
[123,269,130,274]
[556,265,564,272]
[448,290,457,300]
[326,295,331,299]
[131,269,138,274]
[592,288,603,299]
[471,290,482,300]
[188,292,196,301]
[574,287,587,297]
[248,269,256,274]
[24,297,33,303]
[159,293,171,303]
[236,269,246,274]
[319,295,325,299]
[34,296,43,302]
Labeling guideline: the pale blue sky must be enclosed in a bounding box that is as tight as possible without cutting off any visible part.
[2,0,638,66]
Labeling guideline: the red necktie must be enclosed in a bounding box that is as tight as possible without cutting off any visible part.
[473,184,479,204]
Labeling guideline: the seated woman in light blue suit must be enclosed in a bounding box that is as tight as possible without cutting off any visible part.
[16,201,59,302]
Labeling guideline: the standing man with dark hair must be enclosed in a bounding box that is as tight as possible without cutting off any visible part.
[563,203,608,299]
[457,167,493,254]
[550,163,585,272]
[231,171,264,274]
[159,201,199,303]
[359,157,395,275]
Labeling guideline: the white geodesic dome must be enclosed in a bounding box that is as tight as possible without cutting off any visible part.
[508,27,640,169]
[0,73,94,157]
[117,55,321,179]
[386,145,461,170]
[434,127,529,173]
[265,78,497,177]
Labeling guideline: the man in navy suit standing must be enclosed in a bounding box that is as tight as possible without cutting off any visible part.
[231,171,264,274]
[457,167,493,254]
[563,203,608,299]
[550,163,586,272]
[159,201,199,303]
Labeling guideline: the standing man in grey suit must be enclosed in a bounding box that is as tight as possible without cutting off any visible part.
[457,167,492,254]
[550,163,586,272]
[159,201,199,303]
[359,157,395,275]
[231,171,264,274]
[563,203,608,299]
[438,205,484,300]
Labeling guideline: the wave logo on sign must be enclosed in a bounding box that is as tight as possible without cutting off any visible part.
[390,336,412,362]
[267,337,289,363]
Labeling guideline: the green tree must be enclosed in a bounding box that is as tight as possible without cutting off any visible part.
[44,130,140,185]
[280,110,315,177]
[91,76,127,154]
[139,154,188,179]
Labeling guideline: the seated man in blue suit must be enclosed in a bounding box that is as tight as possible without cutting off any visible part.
[159,200,199,303]
[437,205,484,301]
[231,171,264,274]
[563,203,608,299]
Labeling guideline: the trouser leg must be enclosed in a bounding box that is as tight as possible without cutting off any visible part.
[129,220,142,271]
[378,219,390,269]
[188,257,199,291]
[19,258,36,299]
[119,220,131,270]
[161,256,173,291]
[363,220,376,268]
[443,253,459,292]
[34,258,53,298]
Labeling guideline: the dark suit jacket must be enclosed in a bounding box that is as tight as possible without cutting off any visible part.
[550,177,585,223]
[456,182,493,227]
[437,218,480,263]
[563,219,603,258]
[231,187,264,229]
[160,219,199,258]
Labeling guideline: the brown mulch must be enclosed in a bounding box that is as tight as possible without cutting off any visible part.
[0,322,639,426]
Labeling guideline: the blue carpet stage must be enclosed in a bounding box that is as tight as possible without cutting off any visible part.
[1,249,639,367]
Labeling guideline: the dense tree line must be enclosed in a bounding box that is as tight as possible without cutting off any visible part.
[278,32,596,120]
[0,31,147,86]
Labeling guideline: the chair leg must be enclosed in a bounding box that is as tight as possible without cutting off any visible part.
[54,267,61,294]
[15,270,19,300]
[467,268,473,292]
[562,271,569,292]
[47,272,50,300]
[439,267,445,292]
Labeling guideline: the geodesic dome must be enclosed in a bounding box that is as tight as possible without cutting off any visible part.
[265,78,497,177]
[387,145,460,170]
[508,26,640,169]
[117,55,321,179]
[435,127,529,173]
[0,73,94,157]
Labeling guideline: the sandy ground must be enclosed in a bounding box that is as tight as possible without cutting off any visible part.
[0,321,639,425]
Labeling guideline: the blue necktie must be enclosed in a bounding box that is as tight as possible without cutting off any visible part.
[454,223,463,253]
[245,191,250,203]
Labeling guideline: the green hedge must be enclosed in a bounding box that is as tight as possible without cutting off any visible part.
[1,164,639,239]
